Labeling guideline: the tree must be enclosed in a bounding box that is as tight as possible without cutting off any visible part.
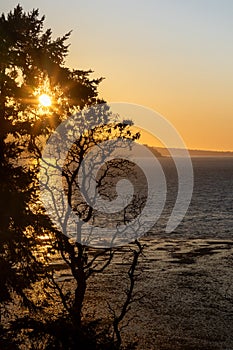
[0,1,102,334]
[0,6,143,348]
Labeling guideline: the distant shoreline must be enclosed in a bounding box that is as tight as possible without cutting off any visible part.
[145,145,233,158]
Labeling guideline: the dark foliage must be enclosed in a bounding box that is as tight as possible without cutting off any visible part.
[0,6,142,349]
[0,2,103,336]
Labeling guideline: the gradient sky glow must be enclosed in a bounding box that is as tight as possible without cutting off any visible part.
[2,0,233,150]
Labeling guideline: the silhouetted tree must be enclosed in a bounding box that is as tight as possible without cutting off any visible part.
[0,5,143,349]
[0,3,103,339]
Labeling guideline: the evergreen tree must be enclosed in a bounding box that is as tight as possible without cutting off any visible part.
[0,3,102,315]
[0,6,142,348]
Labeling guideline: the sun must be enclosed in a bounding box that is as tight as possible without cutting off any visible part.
[39,94,52,107]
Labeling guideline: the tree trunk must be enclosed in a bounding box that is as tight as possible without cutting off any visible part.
[71,267,87,327]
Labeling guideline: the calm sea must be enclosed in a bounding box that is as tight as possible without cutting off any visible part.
[41,156,233,243]
[151,157,233,239]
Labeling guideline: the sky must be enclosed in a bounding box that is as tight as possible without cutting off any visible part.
[2,0,233,151]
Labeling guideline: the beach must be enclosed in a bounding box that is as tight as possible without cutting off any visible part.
[81,237,233,349]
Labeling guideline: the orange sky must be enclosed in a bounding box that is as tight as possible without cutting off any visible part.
[65,1,233,151]
[91,53,233,151]
[97,74,233,151]
[2,1,233,151]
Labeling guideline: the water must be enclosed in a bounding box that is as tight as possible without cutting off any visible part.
[48,156,233,243]
[46,156,233,349]
[151,157,233,239]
